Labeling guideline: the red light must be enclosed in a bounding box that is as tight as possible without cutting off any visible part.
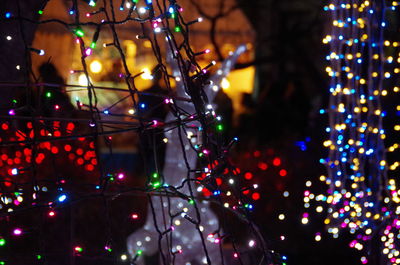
[279,169,287,177]
[216,178,222,185]
[76,148,84,155]
[202,188,212,197]
[64,144,72,152]
[273,158,281,166]
[253,150,261,157]
[54,131,61,137]
[51,146,59,154]
[86,164,94,171]
[48,211,56,217]
[258,162,268,170]
[252,193,260,200]
[77,158,84,165]
[1,123,9,130]
[244,172,253,180]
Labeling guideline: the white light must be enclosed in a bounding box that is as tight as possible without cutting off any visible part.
[39,49,45,56]
[154,27,161,33]
[278,214,285,220]
[125,2,131,8]
[128,109,135,115]
[283,191,290,197]
[78,73,89,86]
[198,17,203,22]
[90,60,102,73]
[121,254,128,261]
[248,240,255,247]
[139,7,146,14]
[6,36,12,40]
[16,65,20,70]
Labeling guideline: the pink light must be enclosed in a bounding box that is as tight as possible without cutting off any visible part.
[85,48,92,56]
[233,253,238,258]
[205,49,211,54]
[8,109,15,116]
[13,228,22,236]
[13,200,20,206]
[55,105,60,110]
[86,13,90,17]
[117,173,125,180]
[48,211,56,217]
[131,213,139,219]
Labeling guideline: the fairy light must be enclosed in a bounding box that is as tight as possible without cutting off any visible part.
[0,1,281,264]
[307,0,400,264]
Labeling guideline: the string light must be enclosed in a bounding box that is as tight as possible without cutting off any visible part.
[0,1,283,264]
[306,0,400,264]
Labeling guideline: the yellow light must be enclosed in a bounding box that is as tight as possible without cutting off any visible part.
[221,78,230,90]
[141,68,153,80]
[90,60,102,73]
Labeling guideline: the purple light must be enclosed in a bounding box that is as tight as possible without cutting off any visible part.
[8,109,15,116]
[13,228,22,236]
[85,48,92,56]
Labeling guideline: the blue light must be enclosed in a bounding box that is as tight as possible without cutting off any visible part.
[69,10,75,15]
[58,194,67,202]
[103,110,109,115]
[319,109,325,114]
[5,12,11,18]
[140,103,146,109]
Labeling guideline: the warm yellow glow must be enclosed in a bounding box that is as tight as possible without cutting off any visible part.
[141,68,153,80]
[221,78,230,90]
[90,60,102,73]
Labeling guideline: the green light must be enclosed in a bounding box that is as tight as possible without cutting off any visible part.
[132,0,138,3]
[110,177,115,181]
[137,250,143,256]
[189,199,194,205]
[174,26,181,32]
[198,153,204,157]
[152,182,161,188]
[171,13,176,19]
[107,248,112,252]
[0,238,6,246]
[38,10,43,15]
[12,99,17,104]
[152,172,159,178]
[74,28,85,37]
[45,91,52,98]
[37,255,42,260]
[217,124,223,131]
[0,261,5,265]
[90,42,96,49]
